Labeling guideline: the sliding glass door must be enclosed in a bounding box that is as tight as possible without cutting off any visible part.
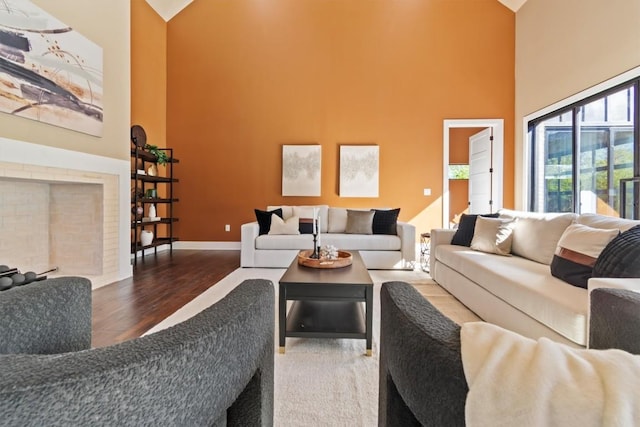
[529,81,639,219]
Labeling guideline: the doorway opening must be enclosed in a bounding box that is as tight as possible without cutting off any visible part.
[442,119,504,228]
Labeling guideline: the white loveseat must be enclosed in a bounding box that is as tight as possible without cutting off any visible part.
[241,205,416,270]
[430,210,640,347]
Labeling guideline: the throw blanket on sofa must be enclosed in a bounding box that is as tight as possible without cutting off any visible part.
[460,322,640,427]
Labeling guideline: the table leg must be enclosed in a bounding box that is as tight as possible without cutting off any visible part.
[279,283,287,353]
[365,286,373,356]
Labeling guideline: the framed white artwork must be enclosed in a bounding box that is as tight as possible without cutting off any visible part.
[282,145,321,196]
[340,145,379,197]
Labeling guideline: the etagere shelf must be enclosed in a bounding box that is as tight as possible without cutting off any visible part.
[130,140,179,267]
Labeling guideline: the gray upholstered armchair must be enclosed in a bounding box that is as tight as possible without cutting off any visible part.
[0,277,275,427]
[378,281,640,427]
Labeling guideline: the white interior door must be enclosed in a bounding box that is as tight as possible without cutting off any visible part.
[469,128,494,214]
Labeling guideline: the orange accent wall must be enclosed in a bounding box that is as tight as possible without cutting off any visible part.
[165,0,515,241]
[131,1,167,147]
[131,1,169,235]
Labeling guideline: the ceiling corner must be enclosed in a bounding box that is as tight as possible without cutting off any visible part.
[145,0,193,22]
[497,0,528,12]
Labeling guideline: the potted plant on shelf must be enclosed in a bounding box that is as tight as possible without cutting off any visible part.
[144,144,170,165]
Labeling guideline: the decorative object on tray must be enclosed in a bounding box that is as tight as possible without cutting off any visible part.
[298,249,353,269]
[309,208,321,258]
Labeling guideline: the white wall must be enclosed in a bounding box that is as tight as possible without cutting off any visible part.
[514,0,640,208]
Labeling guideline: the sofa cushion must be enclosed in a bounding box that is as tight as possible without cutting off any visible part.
[435,244,587,344]
[576,213,640,232]
[255,208,283,235]
[268,215,300,235]
[470,217,513,256]
[268,205,329,232]
[499,210,576,265]
[328,207,349,233]
[593,225,640,279]
[550,224,619,289]
[346,210,374,234]
[372,208,400,235]
[255,233,401,251]
[451,213,500,247]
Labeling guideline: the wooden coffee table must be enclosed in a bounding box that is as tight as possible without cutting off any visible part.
[278,250,374,356]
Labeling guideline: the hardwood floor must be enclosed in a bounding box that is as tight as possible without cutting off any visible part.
[91,250,240,348]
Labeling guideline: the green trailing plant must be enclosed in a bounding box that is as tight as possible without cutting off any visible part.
[145,144,170,165]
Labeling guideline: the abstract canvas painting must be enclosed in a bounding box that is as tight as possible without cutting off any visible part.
[282,145,321,196]
[0,0,103,136]
[340,145,379,197]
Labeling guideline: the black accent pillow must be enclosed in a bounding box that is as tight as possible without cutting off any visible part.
[299,217,315,234]
[593,225,640,278]
[254,208,283,235]
[451,213,500,247]
[372,208,400,235]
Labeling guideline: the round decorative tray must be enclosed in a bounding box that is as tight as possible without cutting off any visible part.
[298,250,353,269]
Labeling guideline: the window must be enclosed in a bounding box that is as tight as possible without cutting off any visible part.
[448,164,469,180]
[528,81,639,219]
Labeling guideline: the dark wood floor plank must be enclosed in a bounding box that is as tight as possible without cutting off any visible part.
[92,250,240,348]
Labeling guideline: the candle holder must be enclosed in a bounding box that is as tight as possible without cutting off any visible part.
[310,233,320,259]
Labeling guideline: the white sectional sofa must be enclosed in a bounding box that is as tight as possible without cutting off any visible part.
[241,205,416,270]
[430,210,640,347]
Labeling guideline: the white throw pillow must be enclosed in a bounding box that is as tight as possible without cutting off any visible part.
[461,322,640,427]
[470,216,513,256]
[268,215,300,235]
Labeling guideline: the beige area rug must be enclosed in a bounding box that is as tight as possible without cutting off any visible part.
[145,267,480,426]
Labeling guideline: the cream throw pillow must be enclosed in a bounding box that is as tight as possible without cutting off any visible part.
[268,215,300,235]
[470,216,513,256]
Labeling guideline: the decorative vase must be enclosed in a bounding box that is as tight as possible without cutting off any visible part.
[148,204,156,218]
[140,230,153,246]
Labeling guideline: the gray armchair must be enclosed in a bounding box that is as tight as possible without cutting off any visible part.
[0,277,275,427]
[378,281,640,427]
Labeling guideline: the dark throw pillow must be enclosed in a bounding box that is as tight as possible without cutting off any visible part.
[593,225,640,279]
[372,208,400,235]
[451,213,500,247]
[299,217,315,234]
[255,208,283,235]
[550,224,620,289]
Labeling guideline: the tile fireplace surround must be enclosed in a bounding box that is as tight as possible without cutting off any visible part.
[0,137,132,289]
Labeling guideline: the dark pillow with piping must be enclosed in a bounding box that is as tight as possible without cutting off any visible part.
[593,225,640,278]
[299,217,315,234]
[255,208,283,235]
[451,213,500,247]
[372,208,400,235]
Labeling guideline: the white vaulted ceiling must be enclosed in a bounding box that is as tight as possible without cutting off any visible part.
[498,0,528,12]
[145,0,193,22]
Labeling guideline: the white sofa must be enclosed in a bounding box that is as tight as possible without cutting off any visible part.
[241,205,416,270]
[430,210,640,347]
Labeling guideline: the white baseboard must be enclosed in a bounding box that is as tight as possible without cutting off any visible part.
[173,241,241,250]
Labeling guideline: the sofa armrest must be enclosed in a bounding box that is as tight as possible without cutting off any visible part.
[0,277,92,354]
[429,228,456,274]
[379,281,467,426]
[589,288,640,355]
[397,221,416,269]
[241,222,260,267]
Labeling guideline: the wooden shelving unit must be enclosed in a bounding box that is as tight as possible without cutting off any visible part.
[131,146,179,266]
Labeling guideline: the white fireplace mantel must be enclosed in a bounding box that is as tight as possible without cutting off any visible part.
[0,137,132,288]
